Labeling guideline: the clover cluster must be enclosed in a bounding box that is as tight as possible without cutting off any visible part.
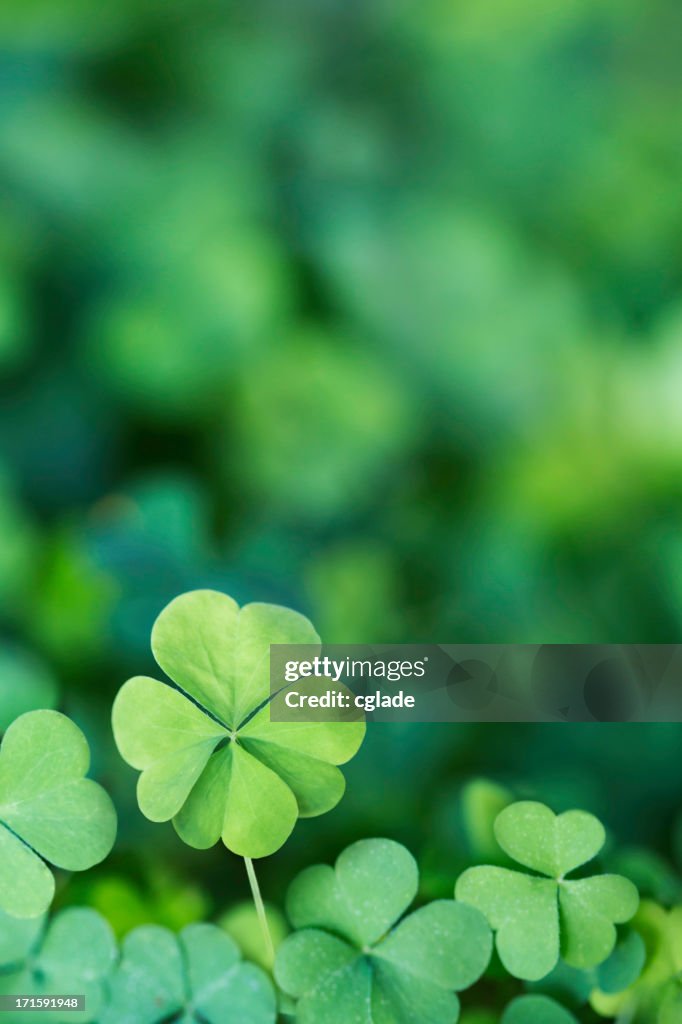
[1,590,682,1022]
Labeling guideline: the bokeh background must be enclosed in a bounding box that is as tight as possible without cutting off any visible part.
[1,0,682,1015]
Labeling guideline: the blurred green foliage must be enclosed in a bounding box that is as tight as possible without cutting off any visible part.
[1,2,681,1020]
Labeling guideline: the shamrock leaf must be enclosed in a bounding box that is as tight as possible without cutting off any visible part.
[100,922,276,1024]
[501,995,578,1024]
[0,906,116,1022]
[275,838,492,1024]
[456,802,639,980]
[112,590,365,858]
[0,710,117,917]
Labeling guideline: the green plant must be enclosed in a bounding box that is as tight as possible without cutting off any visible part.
[112,589,365,964]
[275,838,492,1023]
[0,710,117,918]
[100,923,276,1024]
[0,907,116,1022]
[2,589,665,1023]
[456,801,639,980]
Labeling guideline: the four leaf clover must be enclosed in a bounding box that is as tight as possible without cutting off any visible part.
[112,590,365,858]
[456,802,639,981]
[100,922,276,1024]
[0,710,117,917]
[0,906,117,1022]
[275,838,493,1024]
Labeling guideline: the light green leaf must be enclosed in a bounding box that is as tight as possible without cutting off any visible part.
[287,838,418,947]
[501,994,578,1023]
[371,959,461,1024]
[0,907,45,966]
[183,923,276,1024]
[456,867,559,981]
[151,590,318,728]
[0,711,117,917]
[276,839,492,1024]
[494,802,606,878]
[376,900,493,990]
[102,922,276,1024]
[559,875,640,968]
[112,676,226,822]
[0,908,116,1023]
[0,826,55,918]
[220,743,299,858]
[456,802,639,981]
[100,925,184,1024]
[274,929,357,998]
[290,957,373,1024]
[113,590,365,858]
[241,739,345,818]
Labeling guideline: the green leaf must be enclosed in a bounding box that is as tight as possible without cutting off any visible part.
[456,801,639,980]
[101,922,276,1024]
[0,646,58,733]
[559,875,640,969]
[150,590,318,728]
[501,995,578,1023]
[0,711,117,917]
[494,802,606,878]
[0,907,45,967]
[595,930,646,995]
[286,838,419,947]
[113,590,365,858]
[276,838,492,1024]
[0,907,116,1023]
[455,867,559,981]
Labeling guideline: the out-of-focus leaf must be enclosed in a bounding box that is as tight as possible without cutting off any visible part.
[219,901,288,972]
[0,711,117,917]
[227,328,415,521]
[101,923,276,1024]
[0,907,116,1023]
[0,644,58,732]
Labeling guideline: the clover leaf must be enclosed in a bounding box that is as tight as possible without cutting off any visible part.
[0,710,117,918]
[501,995,578,1024]
[275,838,493,1024]
[100,922,276,1024]
[112,590,365,858]
[0,906,117,1022]
[455,801,639,981]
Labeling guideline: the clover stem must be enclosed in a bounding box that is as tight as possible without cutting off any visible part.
[244,856,275,969]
